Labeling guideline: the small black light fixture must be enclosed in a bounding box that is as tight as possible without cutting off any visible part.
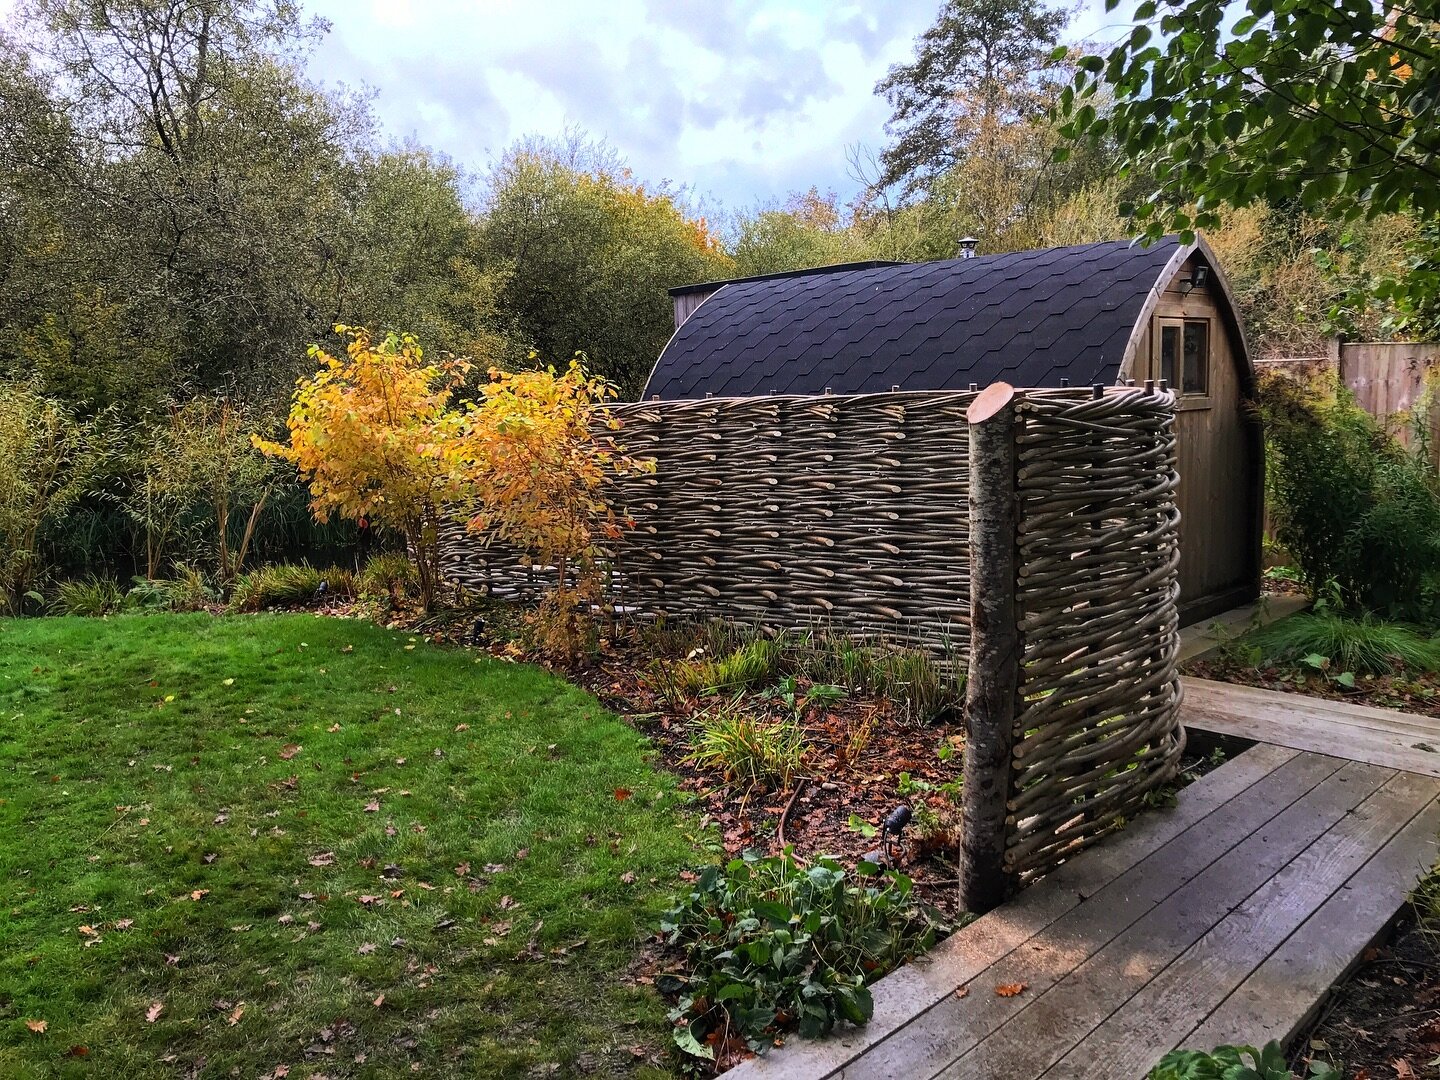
[959,236,979,260]
[1178,263,1210,294]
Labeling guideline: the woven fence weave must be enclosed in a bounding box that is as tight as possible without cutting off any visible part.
[438,384,1184,893]
[439,390,977,654]
[1003,387,1185,880]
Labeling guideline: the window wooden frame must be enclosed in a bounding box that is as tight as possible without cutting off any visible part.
[1153,316,1212,400]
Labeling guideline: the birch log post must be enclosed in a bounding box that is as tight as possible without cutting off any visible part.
[959,383,1021,914]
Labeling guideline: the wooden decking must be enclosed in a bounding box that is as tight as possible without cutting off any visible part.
[731,740,1440,1080]
[1183,676,1440,777]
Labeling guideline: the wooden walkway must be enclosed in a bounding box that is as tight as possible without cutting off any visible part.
[730,741,1440,1079]
[1182,676,1440,777]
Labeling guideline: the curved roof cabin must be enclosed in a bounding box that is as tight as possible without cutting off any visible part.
[644,238,1260,625]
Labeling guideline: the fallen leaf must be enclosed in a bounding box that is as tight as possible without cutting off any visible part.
[954,986,970,999]
[25,1019,47,1033]
[614,788,633,801]
[357,942,376,954]
[995,983,1028,997]
[64,1046,89,1058]
[358,895,380,906]
[308,851,335,867]
[364,800,380,813]
[279,744,301,760]
[372,994,385,1007]
[223,678,235,686]
[499,895,518,909]
[327,723,341,733]
[277,914,294,925]
[113,918,133,930]
[77,925,98,937]
[619,871,636,885]
[146,1001,164,1023]
[227,1004,244,1026]
[454,723,469,732]
[190,889,209,901]
[1394,1059,1417,1080]
[455,861,471,876]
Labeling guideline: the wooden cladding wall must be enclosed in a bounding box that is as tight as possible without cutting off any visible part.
[439,390,978,655]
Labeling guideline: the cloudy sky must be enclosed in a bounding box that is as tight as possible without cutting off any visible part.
[302,0,1135,211]
[1,0,1137,211]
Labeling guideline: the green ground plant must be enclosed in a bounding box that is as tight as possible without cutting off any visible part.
[357,550,419,607]
[660,850,948,1064]
[1149,1040,1338,1080]
[1248,612,1440,676]
[686,696,807,791]
[0,613,693,1078]
[51,574,125,616]
[226,562,356,613]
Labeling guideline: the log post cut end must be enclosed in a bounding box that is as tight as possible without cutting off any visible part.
[959,392,1021,915]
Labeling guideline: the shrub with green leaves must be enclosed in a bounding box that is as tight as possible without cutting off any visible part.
[660,851,948,1064]
[1249,612,1440,676]
[1149,1040,1338,1080]
[686,696,806,790]
[357,550,418,606]
[227,562,355,613]
[124,564,218,613]
[51,574,124,616]
[1259,373,1440,622]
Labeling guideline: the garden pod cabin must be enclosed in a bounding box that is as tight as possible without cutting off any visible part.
[645,237,1260,625]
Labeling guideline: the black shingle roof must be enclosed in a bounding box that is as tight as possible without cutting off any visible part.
[643,239,1183,400]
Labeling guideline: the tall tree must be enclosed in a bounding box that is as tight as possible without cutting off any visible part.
[1061,0,1438,238]
[729,188,877,277]
[874,0,1070,199]
[476,137,733,398]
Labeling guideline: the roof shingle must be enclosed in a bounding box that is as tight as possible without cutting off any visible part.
[643,239,1182,400]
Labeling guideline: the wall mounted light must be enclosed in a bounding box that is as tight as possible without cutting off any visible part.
[1178,264,1210,294]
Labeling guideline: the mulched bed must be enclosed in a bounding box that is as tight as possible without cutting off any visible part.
[1184,657,1440,721]
[1291,910,1440,1079]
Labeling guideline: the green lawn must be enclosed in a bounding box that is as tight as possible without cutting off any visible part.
[0,613,697,1079]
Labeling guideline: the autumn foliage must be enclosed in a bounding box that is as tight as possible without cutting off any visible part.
[254,327,467,611]
[444,358,652,654]
[258,326,648,640]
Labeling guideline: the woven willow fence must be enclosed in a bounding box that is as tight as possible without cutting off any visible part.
[439,390,978,654]
[957,384,1185,911]
[438,383,1184,913]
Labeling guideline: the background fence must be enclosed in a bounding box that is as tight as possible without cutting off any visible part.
[1256,341,1440,466]
[439,384,1183,911]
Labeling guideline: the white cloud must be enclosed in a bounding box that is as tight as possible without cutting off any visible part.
[0,0,1134,209]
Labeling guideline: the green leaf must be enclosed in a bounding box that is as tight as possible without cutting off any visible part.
[673,1019,715,1061]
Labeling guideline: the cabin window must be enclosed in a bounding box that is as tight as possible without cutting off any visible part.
[1156,318,1210,395]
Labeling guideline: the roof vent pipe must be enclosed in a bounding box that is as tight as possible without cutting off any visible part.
[959,237,979,259]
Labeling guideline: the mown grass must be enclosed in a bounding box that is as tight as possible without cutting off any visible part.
[0,613,697,1079]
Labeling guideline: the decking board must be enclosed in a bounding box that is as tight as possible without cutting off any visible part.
[729,743,1440,1080]
[731,743,1302,1080]
[1042,769,1440,1079]
[1182,677,1440,776]
[930,761,1395,1080]
[1185,790,1440,1052]
[846,754,1347,1079]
